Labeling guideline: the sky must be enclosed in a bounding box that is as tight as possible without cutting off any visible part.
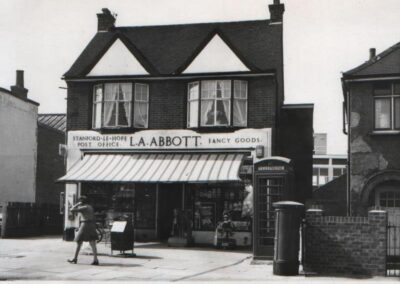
[1,0,400,155]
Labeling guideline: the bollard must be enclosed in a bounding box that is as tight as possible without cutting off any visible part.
[273,201,304,276]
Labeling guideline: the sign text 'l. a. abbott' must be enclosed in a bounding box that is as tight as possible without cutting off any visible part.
[68,129,271,152]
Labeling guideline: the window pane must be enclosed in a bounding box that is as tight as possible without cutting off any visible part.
[375,98,391,129]
[233,99,247,126]
[134,102,148,128]
[374,82,391,96]
[201,100,215,126]
[394,83,400,94]
[216,100,230,125]
[395,98,400,129]
[187,82,199,128]
[92,85,103,129]
[103,102,116,127]
[234,80,247,99]
[201,81,216,99]
[188,100,198,128]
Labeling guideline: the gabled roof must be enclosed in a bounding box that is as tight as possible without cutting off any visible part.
[64,20,282,78]
[0,87,39,106]
[344,41,400,77]
[38,114,66,133]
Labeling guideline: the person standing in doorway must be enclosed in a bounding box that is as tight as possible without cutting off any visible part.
[68,196,99,265]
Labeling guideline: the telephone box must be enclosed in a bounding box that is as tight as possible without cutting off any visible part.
[252,157,294,260]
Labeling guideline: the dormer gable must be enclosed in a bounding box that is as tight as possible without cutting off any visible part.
[87,38,149,76]
[181,33,250,74]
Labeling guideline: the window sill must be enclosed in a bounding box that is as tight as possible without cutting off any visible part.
[94,127,147,134]
[188,126,247,133]
[370,130,400,136]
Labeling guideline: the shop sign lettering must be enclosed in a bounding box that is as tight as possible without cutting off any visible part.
[69,129,271,152]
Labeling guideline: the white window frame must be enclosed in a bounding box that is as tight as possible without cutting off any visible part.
[134,83,149,128]
[374,82,400,130]
[187,79,248,128]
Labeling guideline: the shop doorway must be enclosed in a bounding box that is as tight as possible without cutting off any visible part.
[157,184,183,240]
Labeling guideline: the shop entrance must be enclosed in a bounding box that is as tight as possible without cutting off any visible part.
[157,184,183,240]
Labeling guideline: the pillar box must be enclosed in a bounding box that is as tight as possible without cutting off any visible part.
[273,201,304,276]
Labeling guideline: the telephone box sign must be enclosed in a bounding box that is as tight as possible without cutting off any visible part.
[255,157,292,173]
[68,129,271,155]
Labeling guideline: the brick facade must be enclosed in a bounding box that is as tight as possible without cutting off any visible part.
[66,76,276,132]
[304,208,387,276]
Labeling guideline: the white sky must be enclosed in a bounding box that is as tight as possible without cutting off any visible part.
[1,0,400,155]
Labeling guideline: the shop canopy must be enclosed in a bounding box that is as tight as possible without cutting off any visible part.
[58,153,246,183]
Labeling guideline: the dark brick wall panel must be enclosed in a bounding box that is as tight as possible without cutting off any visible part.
[36,125,65,204]
[304,209,387,276]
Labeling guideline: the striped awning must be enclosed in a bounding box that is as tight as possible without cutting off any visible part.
[58,153,245,183]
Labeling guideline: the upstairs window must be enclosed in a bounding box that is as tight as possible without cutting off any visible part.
[92,83,149,129]
[374,82,400,130]
[187,80,247,128]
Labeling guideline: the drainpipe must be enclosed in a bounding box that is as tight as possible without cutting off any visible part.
[342,78,351,216]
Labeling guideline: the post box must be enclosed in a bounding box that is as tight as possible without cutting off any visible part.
[272,201,304,275]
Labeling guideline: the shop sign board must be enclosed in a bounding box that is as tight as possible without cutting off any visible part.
[68,129,271,154]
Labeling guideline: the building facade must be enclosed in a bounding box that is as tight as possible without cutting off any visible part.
[0,71,39,204]
[342,45,400,216]
[60,2,313,248]
[37,114,66,205]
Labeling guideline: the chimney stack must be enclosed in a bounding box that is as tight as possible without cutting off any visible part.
[269,0,285,23]
[97,8,116,32]
[10,70,28,99]
[369,48,376,60]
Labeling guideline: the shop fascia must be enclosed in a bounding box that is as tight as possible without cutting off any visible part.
[66,128,271,164]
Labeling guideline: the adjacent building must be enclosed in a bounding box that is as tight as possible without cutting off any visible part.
[312,133,346,190]
[342,45,400,216]
[59,1,313,251]
[0,71,39,204]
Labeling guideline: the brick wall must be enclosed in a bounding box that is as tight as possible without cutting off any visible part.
[304,208,387,276]
[66,76,276,132]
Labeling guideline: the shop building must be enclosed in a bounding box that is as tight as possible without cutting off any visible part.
[59,1,313,249]
[342,45,400,216]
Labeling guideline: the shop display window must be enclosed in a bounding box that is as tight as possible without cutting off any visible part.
[81,183,156,229]
[192,183,251,232]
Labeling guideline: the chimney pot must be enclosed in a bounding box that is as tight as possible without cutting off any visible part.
[16,70,24,88]
[269,1,285,23]
[97,8,116,32]
[10,69,28,99]
[369,48,376,60]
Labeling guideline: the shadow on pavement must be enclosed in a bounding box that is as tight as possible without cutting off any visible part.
[135,242,252,254]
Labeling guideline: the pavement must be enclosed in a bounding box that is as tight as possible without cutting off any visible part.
[0,236,398,283]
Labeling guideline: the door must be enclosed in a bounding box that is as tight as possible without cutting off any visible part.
[253,175,284,258]
[157,184,182,240]
[375,184,400,275]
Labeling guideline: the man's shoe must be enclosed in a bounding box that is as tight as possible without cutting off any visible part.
[67,259,77,264]
[91,260,99,265]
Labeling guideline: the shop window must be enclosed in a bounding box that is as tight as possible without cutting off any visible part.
[192,184,251,232]
[187,80,247,128]
[92,83,149,129]
[373,82,400,130]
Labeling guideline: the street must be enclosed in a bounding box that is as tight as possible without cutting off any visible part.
[0,236,397,282]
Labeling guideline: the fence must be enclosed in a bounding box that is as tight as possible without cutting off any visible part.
[303,208,387,276]
[1,202,63,238]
